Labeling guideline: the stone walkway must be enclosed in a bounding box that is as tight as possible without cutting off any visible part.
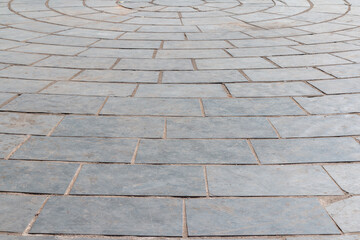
[0,0,360,239]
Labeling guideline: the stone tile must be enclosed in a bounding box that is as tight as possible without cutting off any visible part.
[334,50,360,63]
[114,59,193,70]
[252,138,360,164]
[135,84,227,97]
[138,25,199,33]
[0,236,56,240]
[269,54,350,67]
[79,48,154,58]
[287,33,355,44]
[0,78,51,93]
[92,40,161,49]
[203,98,304,116]
[0,160,78,194]
[35,56,117,69]
[228,46,302,57]
[12,136,136,163]
[292,42,360,54]
[30,196,183,236]
[41,82,135,96]
[187,32,250,40]
[230,38,298,47]
[162,70,246,83]
[156,49,229,59]
[125,17,181,25]
[0,28,46,41]
[0,134,27,159]
[310,78,360,94]
[2,94,105,114]
[167,117,277,138]
[163,40,232,49]
[101,97,201,116]
[12,44,86,56]
[0,112,61,135]
[72,165,206,196]
[73,70,159,83]
[226,82,321,97]
[196,57,276,70]
[186,198,340,236]
[0,66,80,80]
[58,28,121,39]
[207,165,342,196]
[52,116,164,138]
[0,51,46,65]
[120,32,185,40]
[28,35,98,47]
[324,164,360,194]
[136,139,256,164]
[0,194,46,232]
[326,196,360,233]
[319,64,360,78]
[244,67,332,81]
[269,115,360,138]
[0,39,26,50]
[295,94,360,114]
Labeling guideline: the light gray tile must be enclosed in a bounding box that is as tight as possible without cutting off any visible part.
[0,134,26,159]
[114,59,193,70]
[163,40,231,49]
[196,57,276,70]
[35,56,117,69]
[230,38,297,47]
[269,54,350,67]
[73,70,159,83]
[156,49,229,58]
[162,70,246,83]
[28,35,98,47]
[319,64,360,78]
[12,44,86,56]
[227,46,302,57]
[120,32,185,40]
[0,66,80,80]
[0,78,51,93]
[0,51,46,65]
[324,164,360,194]
[0,93,15,105]
[92,40,161,49]
[79,48,154,58]
[287,235,360,240]
[310,78,360,94]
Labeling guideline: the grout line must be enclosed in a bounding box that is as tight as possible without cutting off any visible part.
[5,135,31,160]
[36,80,57,93]
[246,139,261,165]
[152,49,158,59]
[290,97,311,115]
[305,81,327,95]
[191,58,198,70]
[266,118,282,139]
[68,69,84,81]
[322,165,349,195]
[22,196,50,235]
[182,199,189,238]
[222,83,233,98]
[64,164,83,195]
[162,118,167,139]
[131,84,139,97]
[157,71,163,83]
[238,69,252,82]
[131,139,141,165]
[110,58,121,70]
[203,166,210,197]
[96,96,109,115]
[0,94,20,108]
[199,98,206,117]
[46,115,65,137]
[262,56,282,68]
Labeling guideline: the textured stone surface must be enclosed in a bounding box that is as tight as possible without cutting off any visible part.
[0,134,26,159]
[324,164,360,194]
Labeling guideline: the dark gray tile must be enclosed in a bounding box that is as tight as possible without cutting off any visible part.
[72,165,206,196]
[0,160,78,194]
[0,134,26,159]
[167,117,277,138]
[207,165,342,196]
[12,136,136,163]
[52,116,164,138]
[0,194,46,232]
[252,138,360,164]
[136,139,256,164]
[186,198,340,236]
[30,196,183,236]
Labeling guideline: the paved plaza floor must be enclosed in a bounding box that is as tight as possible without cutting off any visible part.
[0,0,360,238]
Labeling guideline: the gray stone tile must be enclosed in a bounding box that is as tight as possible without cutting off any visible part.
[252,138,360,164]
[30,196,183,236]
[156,49,229,59]
[167,117,277,138]
[12,44,86,56]
[79,48,154,58]
[333,50,360,63]
[12,136,136,163]
[203,98,304,116]
[0,160,78,194]
[0,78,51,93]
[0,66,80,80]
[0,194,46,232]
[41,82,135,97]
[73,70,159,83]
[324,164,360,194]
[0,51,46,65]
[162,70,246,83]
[1,94,105,114]
[310,78,360,94]
[287,236,360,240]
[326,196,360,233]
[230,38,298,47]
[269,54,350,67]
[92,40,161,49]
[136,139,256,164]
[227,46,302,57]
[196,58,276,70]
[28,35,98,47]
[58,28,121,39]
[135,84,227,97]
[187,32,250,40]
[207,165,342,196]
[0,134,26,159]
[0,28,46,41]
[53,116,164,138]
[244,67,332,82]
[186,198,340,236]
[295,94,360,114]
[163,40,231,49]
[270,115,360,138]
[226,82,321,97]
[319,64,360,78]
[101,97,201,116]
[287,33,355,44]
[35,56,117,69]
[292,42,360,54]
[0,93,15,105]
[114,59,193,70]
[0,112,61,135]
[72,165,206,196]
[120,32,185,40]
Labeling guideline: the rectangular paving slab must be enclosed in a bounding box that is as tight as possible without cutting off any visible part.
[101,97,202,116]
[269,54,350,67]
[0,134,27,159]
[136,139,256,164]
[202,98,304,116]
[0,66,80,80]
[72,165,206,196]
[206,165,342,196]
[324,164,360,194]
[0,78,50,93]
[196,57,276,70]
[162,70,247,83]
[0,112,62,135]
[186,198,340,236]
[269,115,360,137]
[319,63,360,78]
[52,116,164,138]
[0,160,78,194]
[12,136,137,163]
[35,56,117,69]
[73,70,159,83]
[0,194,46,232]
[30,196,183,236]
[251,138,360,164]
[0,51,46,65]
[114,59,193,70]
[287,236,360,240]
[167,117,277,138]
[1,94,106,114]
[309,78,360,94]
